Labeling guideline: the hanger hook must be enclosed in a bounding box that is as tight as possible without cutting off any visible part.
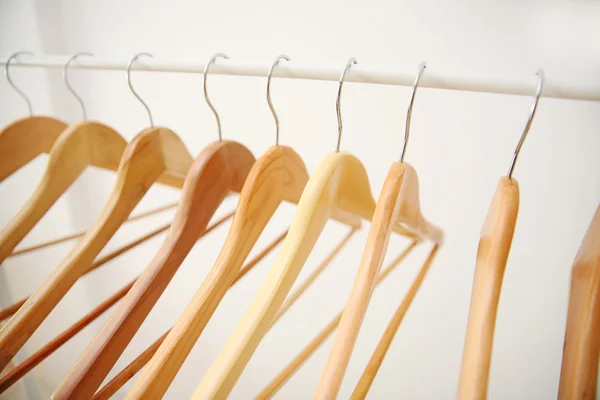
[336,58,357,152]
[204,53,229,141]
[506,69,544,179]
[64,52,93,120]
[400,62,426,162]
[5,51,34,116]
[127,52,154,127]
[267,55,290,146]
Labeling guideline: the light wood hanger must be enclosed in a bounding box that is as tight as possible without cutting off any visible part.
[558,204,600,400]
[255,243,418,400]
[457,70,544,400]
[0,53,194,372]
[315,62,443,399]
[0,212,234,394]
[350,244,439,399]
[0,53,131,265]
[0,52,68,183]
[189,58,438,399]
[121,55,361,399]
[52,53,260,399]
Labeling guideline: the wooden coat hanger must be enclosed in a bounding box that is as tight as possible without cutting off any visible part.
[315,63,443,399]
[119,55,361,399]
[0,53,194,372]
[457,70,544,400]
[0,52,68,183]
[558,204,600,399]
[189,58,437,399]
[52,53,260,399]
[0,53,128,264]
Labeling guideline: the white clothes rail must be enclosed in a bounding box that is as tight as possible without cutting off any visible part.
[2,55,600,102]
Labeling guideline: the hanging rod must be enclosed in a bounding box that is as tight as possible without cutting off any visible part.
[1,55,599,102]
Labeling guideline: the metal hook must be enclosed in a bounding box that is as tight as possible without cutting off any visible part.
[5,51,34,116]
[64,52,93,120]
[127,53,154,127]
[400,62,426,162]
[204,53,229,141]
[506,69,544,179]
[336,58,357,152]
[267,55,290,146]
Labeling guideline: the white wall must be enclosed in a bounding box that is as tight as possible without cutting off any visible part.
[1,0,599,399]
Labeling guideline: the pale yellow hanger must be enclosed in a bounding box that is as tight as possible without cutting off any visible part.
[0,53,128,264]
[190,58,438,399]
[122,55,361,399]
[558,204,600,399]
[0,52,68,183]
[457,70,544,400]
[0,53,194,371]
[52,53,259,399]
[315,62,443,399]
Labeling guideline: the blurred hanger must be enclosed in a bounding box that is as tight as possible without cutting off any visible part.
[315,62,443,399]
[558,204,600,400]
[0,52,128,265]
[0,51,68,182]
[53,53,257,399]
[190,58,436,399]
[457,70,544,400]
[0,53,194,372]
[124,55,361,399]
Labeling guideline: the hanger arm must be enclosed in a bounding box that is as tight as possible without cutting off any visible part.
[457,177,519,400]
[0,121,127,264]
[315,162,443,398]
[53,141,254,399]
[0,116,68,182]
[0,127,192,371]
[558,204,600,399]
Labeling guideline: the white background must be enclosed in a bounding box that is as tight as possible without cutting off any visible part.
[1,0,599,399]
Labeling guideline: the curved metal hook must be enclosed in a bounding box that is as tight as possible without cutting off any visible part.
[5,51,34,116]
[506,69,544,178]
[127,52,154,127]
[204,53,229,141]
[64,52,93,120]
[336,58,357,152]
[400,62,426,162]
[267,55,290,146]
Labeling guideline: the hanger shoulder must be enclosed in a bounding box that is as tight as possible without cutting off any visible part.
[0,127,192,372]
[457,177,519,400]
[558,205,600,399]
[393,162,444,244]
[0,121,127,264]
[125,145,308,398]
[0,116,67,182]
[190,152,358,399]
[53,140,253,400]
